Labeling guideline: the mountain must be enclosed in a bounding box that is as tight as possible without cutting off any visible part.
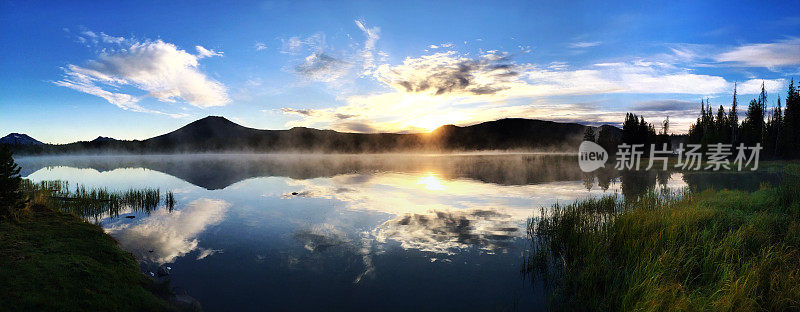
[428,118,593,150]
[140,116,425,153]
[1,133,43,145]
[9,116,621,154]
[91,136,116,143]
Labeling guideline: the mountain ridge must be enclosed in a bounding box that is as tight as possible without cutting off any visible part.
[4,116,621,154]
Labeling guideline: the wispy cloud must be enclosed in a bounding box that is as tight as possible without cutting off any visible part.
[73,28,126,45]
[354,19,381,75]
[633,99,696,112]
[570,41,601,48]
[195,46,223,58]
[294,52,351,82]
[715,38,800,69]
[280,33,326,54]
[280,108,316,116]
[428,43,454,49]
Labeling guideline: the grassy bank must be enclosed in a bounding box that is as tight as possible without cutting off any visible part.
[0,178,179,311]
[525,166,800,311]
[0,204,172,311]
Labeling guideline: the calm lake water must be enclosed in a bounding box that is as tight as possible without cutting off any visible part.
[15,154,779,311]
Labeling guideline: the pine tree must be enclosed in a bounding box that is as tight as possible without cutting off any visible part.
[774,98,783,157]
[701,99,711,148]
[597,126,618,155]
[716,105,728,144]
[784,78,799,158]
[759,82,768,143]
[621,113,656,149]
[730,82,739,145]
[583,127,596,142]
[742,98,765,145]
[688,99,707,145]
[0,146,25,218]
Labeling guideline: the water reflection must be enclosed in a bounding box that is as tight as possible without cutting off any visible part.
[104,198,230,265]
[15,154,774,311]
[374,209,518,255]
[17,154,587,189]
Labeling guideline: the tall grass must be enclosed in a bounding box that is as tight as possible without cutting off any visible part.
[19,180,176,221]
[524,166,800,311]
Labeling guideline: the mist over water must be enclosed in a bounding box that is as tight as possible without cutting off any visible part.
[15,154,775,311]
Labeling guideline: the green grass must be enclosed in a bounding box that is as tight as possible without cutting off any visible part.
[525,165,800,311]
[0,180,179,311]
[0,205,172,311]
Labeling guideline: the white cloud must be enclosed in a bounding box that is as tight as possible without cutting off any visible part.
[55,36,230,112]
[374,51,518,96]
[74,29,126,45]
[715,38,800,69]
[81,30,97,38]
[570,41,601,48]
[195,45,223,58]
[280,33,326,54]
[428,43,454,50]
[255,42,267,51]
[737,79,786,94]
[99,32,125,44]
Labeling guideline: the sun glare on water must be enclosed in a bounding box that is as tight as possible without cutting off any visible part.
[416,173,445,191]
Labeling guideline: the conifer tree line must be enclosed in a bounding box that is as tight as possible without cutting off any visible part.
[583,112,671,155]
[688,79,800,159]
[619,113,671,153]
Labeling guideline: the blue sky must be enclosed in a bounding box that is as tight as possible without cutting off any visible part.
[1,0,799,143]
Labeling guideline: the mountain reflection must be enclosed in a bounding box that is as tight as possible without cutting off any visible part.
[17,154,586,189]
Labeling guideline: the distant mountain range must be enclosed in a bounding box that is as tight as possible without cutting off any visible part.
[4,116,621,154]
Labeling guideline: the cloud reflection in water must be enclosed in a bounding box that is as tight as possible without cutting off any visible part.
[281,171,624,257]
[105,198,231,264]
[374,209,519,255]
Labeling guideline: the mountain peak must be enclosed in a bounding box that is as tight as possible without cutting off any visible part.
[91,136,116,142]
[1,133,43,145]
[189,116,237,126]
[177,116,246,132]
[145,115,258,145]
[198,115,231,122]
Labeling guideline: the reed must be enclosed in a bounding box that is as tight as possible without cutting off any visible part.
[19,179,176,221]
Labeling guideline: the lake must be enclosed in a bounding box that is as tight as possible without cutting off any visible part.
[15,154,778,311]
